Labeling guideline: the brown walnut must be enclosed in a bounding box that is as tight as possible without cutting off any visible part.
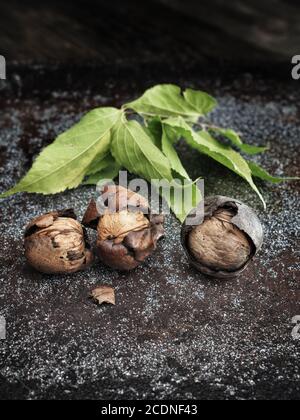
[82,186,165,271]
[24,209,94,274]
[181,196,264,279]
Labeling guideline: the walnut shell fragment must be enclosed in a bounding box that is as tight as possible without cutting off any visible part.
[181,196,264,279]
[90,286,115,306]
[82,186,165,271]
[24,209,94,274]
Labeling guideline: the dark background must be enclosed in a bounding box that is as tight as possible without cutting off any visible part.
[0,0,299,69]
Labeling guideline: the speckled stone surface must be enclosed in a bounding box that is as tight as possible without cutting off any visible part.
[0,66,299,400]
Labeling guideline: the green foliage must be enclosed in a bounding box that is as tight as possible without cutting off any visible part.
[1,108,121,196]
[248,161,298,183]
[125,84,217,121]
[2,84,294,220]
[111,119,173,182]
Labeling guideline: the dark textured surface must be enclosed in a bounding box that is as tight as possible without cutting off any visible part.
[0,66,299,400]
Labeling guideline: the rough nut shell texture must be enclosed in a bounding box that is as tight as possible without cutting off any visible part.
[182,196,264,279]
[83,186,165,271]
[24,210,93,274]
[188,208,251,272]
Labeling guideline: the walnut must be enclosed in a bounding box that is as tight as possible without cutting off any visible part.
[99,211,150,244]
[181,196,264,278]
[24,209,93,274]
[82,186,164,271]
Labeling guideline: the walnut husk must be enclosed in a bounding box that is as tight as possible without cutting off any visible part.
[181,196,264,279]
[24,209,94,274]
[82,186,165,271]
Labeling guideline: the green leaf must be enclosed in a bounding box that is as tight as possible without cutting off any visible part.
[160,123,202,221]
[125,84,217,121]
[164,117,266,208]
[162,125,189,179]
[1,108,122,197]
[146,118,202,221]
[158,179,202,224]
[111,118,173,182]
[210,128,268,155]
[248,161,299,183]
[84,161,121,185]
[111,118,201,221]
[144,117,162,149]
[86,153,117,176]
[183,88,217,116]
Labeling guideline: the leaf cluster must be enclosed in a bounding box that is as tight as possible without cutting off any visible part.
[2,85,295,220]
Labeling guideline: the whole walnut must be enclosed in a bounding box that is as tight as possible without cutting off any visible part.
[181,196,264,278]
[24,209,94,274]
[82,186,165,271]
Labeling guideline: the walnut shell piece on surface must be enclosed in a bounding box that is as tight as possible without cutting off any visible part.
[181,196,264,279]
[90,286,115,306]
[24,209,94,274]
[82,186,165,271]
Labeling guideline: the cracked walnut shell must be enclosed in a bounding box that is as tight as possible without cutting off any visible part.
[82,186,165,271]
[181,196,264,278]
[24,209,93,274]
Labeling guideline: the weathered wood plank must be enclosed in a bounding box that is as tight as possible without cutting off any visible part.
[0,0,297,64]
[157,0,300,58]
